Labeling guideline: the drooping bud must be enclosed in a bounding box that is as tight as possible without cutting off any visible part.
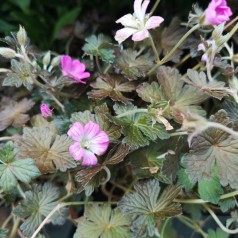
[0,47,17,59]
[40,104,52,118]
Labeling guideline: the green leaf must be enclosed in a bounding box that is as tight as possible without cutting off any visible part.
[129,143,171,183]
[183,204,203,221]
[226,210,238,228]
[88,74,136,104]
[3,60,35,90]
[207,228,228,238]
[52,7,80,40]
[76,144,129,196]
[161,219,177,238]
[223,100,238,122]
[183,110,238,189]
[0,229,8,238]
[73,204,131,238]
[118,179,181,237]
[115,49,153,81]
[177,168,195,192]
[184,69,229,100]
[0,142,40,192]
[157,66,208,123]
[13,182,67,237]
[16,127,76,173]
[82,34,115,63]
[136,81,165,104]
[9,0,30,13]
[111,104,169,149]
[218,197,236,212]
[198,176,224,204]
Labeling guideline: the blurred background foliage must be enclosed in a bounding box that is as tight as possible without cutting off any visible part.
[0,0,220,51]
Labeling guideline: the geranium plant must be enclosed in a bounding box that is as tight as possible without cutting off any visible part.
[1,0,238,237]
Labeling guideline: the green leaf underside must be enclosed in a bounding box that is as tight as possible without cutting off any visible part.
[73,204,131,238]
[207,228,228,238]
[13,183,67,237]
[118,179,181,237]
[0,142,40,192]
[183,110,238,189]
[111,104,169,150]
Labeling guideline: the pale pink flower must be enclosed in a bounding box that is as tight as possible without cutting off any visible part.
[40,104,52,117]
[61,55,90,83]
[204,0,232,25]
[198,40,216,64]
[67,121,109,166]
[115,0,164,44]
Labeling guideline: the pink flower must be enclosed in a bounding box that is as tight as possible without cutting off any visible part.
[67,121,109,166]
[115,0,164,44]
[40,104,52,117]
[61,55,90,83]
[204,0,232,25]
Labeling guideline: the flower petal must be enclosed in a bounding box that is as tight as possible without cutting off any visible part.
[82,151,98,166]
[67,122,84,141]
[133,0,143,19]
[116,14,138,28]
[132,29,149,41]
[140,0,150,20]
[89,131,109,155]
[61,55,72,75]
[69,142,85,161]
[84,121,100,140]
[72,59,86,73]
[145,16,164,29]
[115,28,138,44]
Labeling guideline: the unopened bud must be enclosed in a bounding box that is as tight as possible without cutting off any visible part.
[51,55,61,67]
[233,54,238,63]
[43,51,51,67]
[17,25,27,46]
[0,47,17,59]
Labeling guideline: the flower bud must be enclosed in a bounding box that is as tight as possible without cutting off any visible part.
[51,56,61,67]
[0,47,17,59]
[43,51,51,67]
[17,25,27,46]
[40,104,52,118]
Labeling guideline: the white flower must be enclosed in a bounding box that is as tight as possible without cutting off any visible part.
[115,0,164,44]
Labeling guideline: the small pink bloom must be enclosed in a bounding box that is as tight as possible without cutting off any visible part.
[67,121,109,166]
[40,104,52,117]
[61,55,90,83]
[115,0,164,44]
[204,0,232,25]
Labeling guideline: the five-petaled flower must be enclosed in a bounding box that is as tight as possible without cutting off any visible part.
[204,0,232,25]
[115,0,164,44]
[67,121,109,166]
[61,55,90,83]
[40,104,52,117]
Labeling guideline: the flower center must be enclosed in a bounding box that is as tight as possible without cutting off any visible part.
[80,139,90,150]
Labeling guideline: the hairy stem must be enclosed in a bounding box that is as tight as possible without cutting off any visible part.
[31,201,118,238]
[148,34,160,61]
[148,24,200,75]
[0,136,14,142]
[47,91,65,112]
[203,204,238,234]
[150,0,161,15]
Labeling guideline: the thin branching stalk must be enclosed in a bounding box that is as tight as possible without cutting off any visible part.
[116,109,148,118]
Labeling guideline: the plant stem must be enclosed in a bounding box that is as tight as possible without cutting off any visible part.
[103,64,112,74]
[0,136,14,142]
[95,55,102,73]
[148,24,200,75]
[160,218,169,238]
[170,131,188,137]
[17,184,26,199]
[9,217,20,238]
[150,0,161,15]
[203,204,238,234]
[178,215,207,238]
[116,109,148,118]
[224,16,238,30]
[47,91,65,112]
[173,54,191,68]
[1,214,13,228]
[174,198,208,204]
[148,34,160,61]
[30,201,118,238]
[207,122,238,138]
